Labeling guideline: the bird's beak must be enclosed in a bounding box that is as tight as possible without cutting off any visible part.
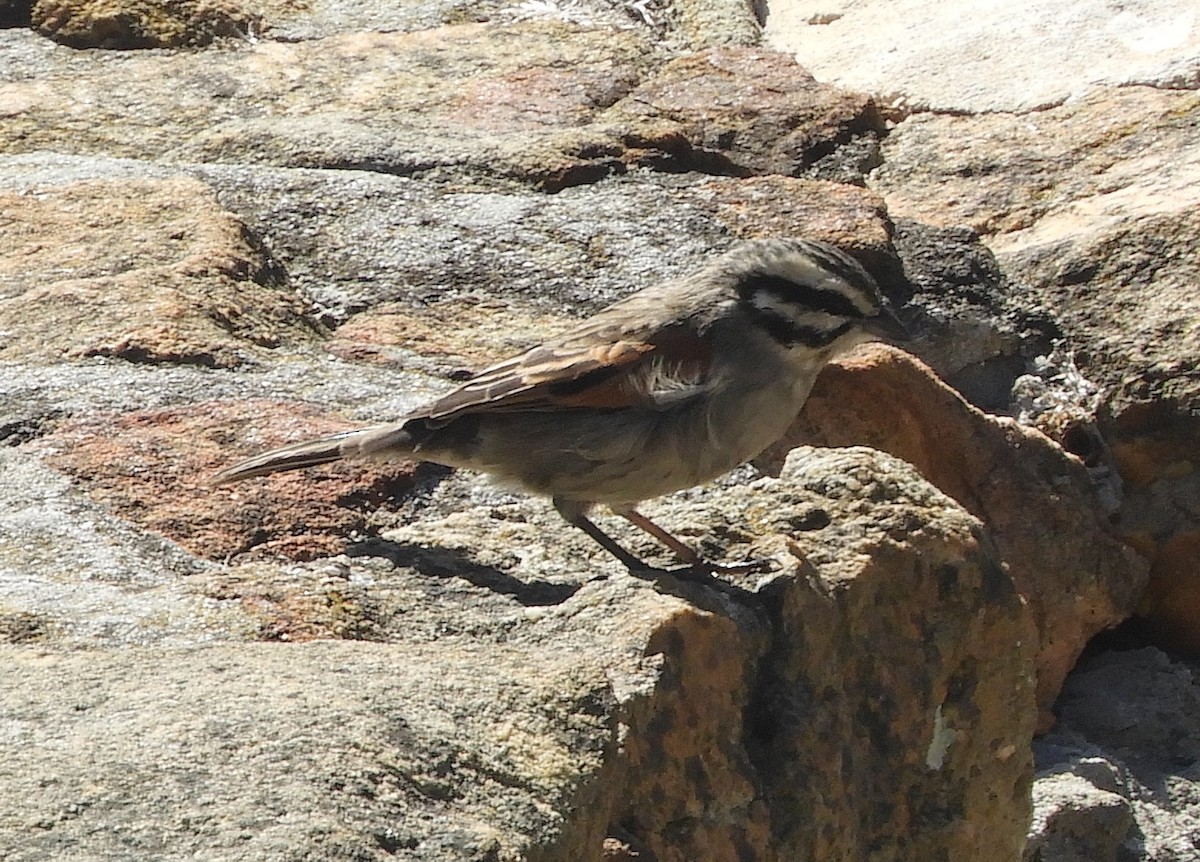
[861,304,910,343]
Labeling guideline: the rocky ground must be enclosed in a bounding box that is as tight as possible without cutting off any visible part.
[1,0,1198,859]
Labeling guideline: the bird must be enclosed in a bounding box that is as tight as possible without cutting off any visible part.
[212,237,908,575]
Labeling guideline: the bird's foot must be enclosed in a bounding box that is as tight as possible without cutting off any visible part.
[699,557,779,576]
[678,556,778,581]
[625,556,778,585]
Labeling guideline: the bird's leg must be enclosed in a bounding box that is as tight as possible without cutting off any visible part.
[553,497,657,572]
[618,509,703,566]
[553,498,773,580]
[620,507,776,577]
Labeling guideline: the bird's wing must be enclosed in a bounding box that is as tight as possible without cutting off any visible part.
[413,321,715,420]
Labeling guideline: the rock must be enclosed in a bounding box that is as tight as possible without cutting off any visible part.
[767,2,1200,660]
[0,23,656,188]
[1025,772,1134,862]
[1054,648,1200,771]
[229,0,672,44]
[326,296,575,371]
[0,448,239,646]
[996,203,1200,427]
[888,219,1061,412]
[670,0,760,48]
[24,0,678,46]
[767,0,1200,669]
[0,636,632,860]
[999,203,1200,659]
[23,400,422,562]
[603,47,883,179]
[764,0,1200,113]
[0,30,882,192]
[872,88,1200,241]
[4,0,1199,854]
[1136,531,1200,655]
[0,176,318,368]
[31,0,261,48]
[1031,648,1200,861]
[0,445,1037,861]
[761,345,1146,728]
[743,448,1036,862]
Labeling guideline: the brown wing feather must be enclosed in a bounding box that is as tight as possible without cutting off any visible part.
[412,325,712,421]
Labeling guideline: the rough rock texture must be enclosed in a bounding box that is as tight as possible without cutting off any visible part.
[870,88,1200,240]
[885,220,1062,412]
[24,400,421,561]
[772,0,1195,758]
[771,5,1200,659]
[761,346,1145,729]
[1028,648,1200,861]
[0,447,1036,861]
[0,177,317,367]
[1026,773,1135,862]
[766,1,1200,853]
[604,48,883,179]
[0,27,880,192]
[2,0,1196,857]
[764,0,1200,113]
[1002,205,1200,657]
[744,449,1036,862]
[31,0,261,47]
[0,23,653,184]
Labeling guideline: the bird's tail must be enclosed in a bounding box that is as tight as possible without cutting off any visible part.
[210,423,418,484]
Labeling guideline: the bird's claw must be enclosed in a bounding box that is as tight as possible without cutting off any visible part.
[626,556,778,585]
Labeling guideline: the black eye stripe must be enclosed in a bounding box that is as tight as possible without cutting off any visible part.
[736,273,866,320]
[745,305,853,348]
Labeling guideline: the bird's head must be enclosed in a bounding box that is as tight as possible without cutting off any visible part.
[730,237,909,357]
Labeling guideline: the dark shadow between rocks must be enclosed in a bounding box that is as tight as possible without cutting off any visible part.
[0,0,32,27]
[347,538,580,607]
